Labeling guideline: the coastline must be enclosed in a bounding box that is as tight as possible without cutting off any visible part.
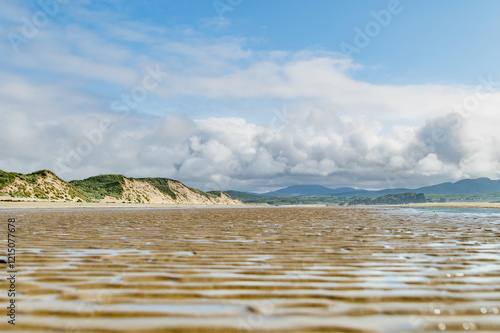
[383,202,500,209]
[0,199,251,210]
[3,198,500,210]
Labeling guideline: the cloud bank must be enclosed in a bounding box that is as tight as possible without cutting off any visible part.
[1,1,499,192]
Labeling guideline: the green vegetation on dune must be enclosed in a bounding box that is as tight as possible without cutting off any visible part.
[0,170,52,188]
[136,178,228,201]
[70,174,125,200]
[1,169,88,200]
[0,169,237,203]
[139,178,176,199]
[0,170,16,189]
[0,169,54,188]
[207,190,222,197]
[23,170,53,183]
[189,187,218,199]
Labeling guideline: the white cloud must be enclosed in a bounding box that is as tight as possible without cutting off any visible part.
[2,104,495,191]
[198,17,231,31]
[1,1,499,191]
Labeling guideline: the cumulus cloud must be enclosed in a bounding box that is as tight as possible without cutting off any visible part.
[1,2,499,191]
[3,104,498,192]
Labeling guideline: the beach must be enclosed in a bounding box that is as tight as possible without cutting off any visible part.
[2,198,500,210]
[396,202,500,209]
[3,1,500,332]
[1,206,499,332]
[0,199,249,210]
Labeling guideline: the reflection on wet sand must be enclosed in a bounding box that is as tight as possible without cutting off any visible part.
[1,207,500,332]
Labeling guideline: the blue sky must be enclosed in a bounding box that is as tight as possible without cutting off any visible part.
[65,0,500,85]
[1,0,500,191]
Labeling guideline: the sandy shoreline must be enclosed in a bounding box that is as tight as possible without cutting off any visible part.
[2,199,500,209]
[385,202,500,209]
[0,199,253,209]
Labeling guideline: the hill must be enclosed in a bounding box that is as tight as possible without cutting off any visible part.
[263,185,357,197]
[226,190,303,205]
[348,193,426,205]
[417,178,500,194]
[258,178,500,198]
[225,190,343,205]
[0,170,88,201]
[227,189,429,206]
[0,170,242,205]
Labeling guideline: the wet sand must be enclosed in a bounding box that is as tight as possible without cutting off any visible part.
[1,207,499,332]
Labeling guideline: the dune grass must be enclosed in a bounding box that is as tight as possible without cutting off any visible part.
[70,174,125,200]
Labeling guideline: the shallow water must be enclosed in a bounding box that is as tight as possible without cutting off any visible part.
[1,207,500,332]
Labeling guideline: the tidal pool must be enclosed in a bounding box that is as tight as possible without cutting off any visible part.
[1,207,499,332]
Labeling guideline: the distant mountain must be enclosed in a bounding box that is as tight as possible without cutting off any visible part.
[416,178,500,194]
[256,178,500,198]
[344,178,500,197]
[262,185,357,197]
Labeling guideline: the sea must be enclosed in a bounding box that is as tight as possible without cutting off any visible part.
[0,206,499,332]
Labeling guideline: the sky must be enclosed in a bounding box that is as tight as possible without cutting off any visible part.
[1,0,500,192]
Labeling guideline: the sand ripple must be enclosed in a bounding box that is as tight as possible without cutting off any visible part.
[1,207,500,332]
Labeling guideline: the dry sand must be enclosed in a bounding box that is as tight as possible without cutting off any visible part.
[2,198,500,210]
[0,198,248,209]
